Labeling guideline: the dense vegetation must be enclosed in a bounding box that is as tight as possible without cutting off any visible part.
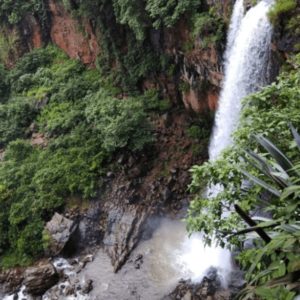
[0,0,227,92]
[0,46,163,267]
[0,1,299,299]
[0,0,226,270]
[188,54,300,299]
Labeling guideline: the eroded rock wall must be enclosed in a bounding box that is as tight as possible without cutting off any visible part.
[2,0,297,113]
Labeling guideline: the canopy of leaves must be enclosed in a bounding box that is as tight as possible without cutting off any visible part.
[0,46,154,267]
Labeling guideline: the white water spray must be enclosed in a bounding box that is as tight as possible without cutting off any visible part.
[209,0,274,160]
[224,0,245,62]
[179,0,274,286]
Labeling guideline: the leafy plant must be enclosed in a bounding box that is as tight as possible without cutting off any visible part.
[0,46,155,267]
[146,0,201,29]
[268,0,297,24]
[234,127,300,299]
[188,54,300,299]
[191,8,225,48]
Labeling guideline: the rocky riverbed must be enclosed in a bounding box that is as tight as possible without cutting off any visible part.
[2,219,245,300]
[0,110,244,299]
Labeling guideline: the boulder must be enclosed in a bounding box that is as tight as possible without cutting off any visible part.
[82,279,93,294]
[165,268,232,300]
[44,213,77,256]
[23,263,59,295]
[103,205,149,272]
[0,268,24,295]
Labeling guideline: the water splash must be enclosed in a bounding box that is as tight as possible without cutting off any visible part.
[175,232,232,287]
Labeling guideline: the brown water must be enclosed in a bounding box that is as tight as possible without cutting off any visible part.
[3,219,232,300]
[80,219,232,300]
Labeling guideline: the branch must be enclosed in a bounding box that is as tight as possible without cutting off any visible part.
[234,204,272,244]
[229,223,278,237]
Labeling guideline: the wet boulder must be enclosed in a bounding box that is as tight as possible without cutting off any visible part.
[103,205,149,272]
[0,268,24,296]
[23,263,59,295]
[44,213,77,256]
[165,268,232,300]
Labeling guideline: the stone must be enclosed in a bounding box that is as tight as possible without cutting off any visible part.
[104,206,149,272]
[44,213,77,256]
[134,254,143,269]
[162,188,172,201]
[126,194,141,205]
[0,268,24,295]
[182,291,192,300]
[23,263,59,295]
[82,279,93,294]
[162,113,172,127]
[106,171,115,178]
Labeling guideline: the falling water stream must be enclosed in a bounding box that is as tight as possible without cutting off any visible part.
[209,0,274,160]
[3,1,275,299]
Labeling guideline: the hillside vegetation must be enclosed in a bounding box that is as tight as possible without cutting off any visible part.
[0,46,160,267]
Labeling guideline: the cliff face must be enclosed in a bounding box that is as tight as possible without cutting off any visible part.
[1,0,297,113]
[6,1,99,66]
[48,0,99,65]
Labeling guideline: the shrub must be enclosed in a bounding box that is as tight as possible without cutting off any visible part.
[0,64,10,102]
[268,0,297,24]
[85,90,153,152]
[146,0,201,29]
[0,97,37,146]
[191,9,225,48]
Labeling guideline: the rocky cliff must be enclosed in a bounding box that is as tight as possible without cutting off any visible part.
[0,0,228,113]
[1,0,298,113]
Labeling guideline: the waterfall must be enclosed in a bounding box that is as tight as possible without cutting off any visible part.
[209,0,274,161]
[224,0,245,62]
[182,0,274,286]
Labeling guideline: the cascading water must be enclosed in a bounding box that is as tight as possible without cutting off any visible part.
[3,2,276,300]
[224,0,245,63]
[181,0,274,287]
[209,0,274,160]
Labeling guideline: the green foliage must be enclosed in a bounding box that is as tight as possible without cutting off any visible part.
[0,97,37,146]
[191,9,225,48]
[0,0,48,25]
[9,46,59,89]
[0,28,18,64]
[268,0,297,24]
[186,115,213,141]
[146,0,201,29]
[0,64,10,102]
[113,0,147,41]
[235,130,300,299]
[85,90,153,152]
[0,46,154,267]
[188,54,300,298]
[141,89,171,112]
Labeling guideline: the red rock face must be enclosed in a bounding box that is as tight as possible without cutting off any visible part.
[26,16,43,49]
[48,0,99,65]
[10,1,224,113]
[161,18,224,113]
[182,89,219,113]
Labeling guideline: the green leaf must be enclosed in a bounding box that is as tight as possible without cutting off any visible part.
[289,123,300,151]
[240,169,281,197]
[255,135,294,174]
